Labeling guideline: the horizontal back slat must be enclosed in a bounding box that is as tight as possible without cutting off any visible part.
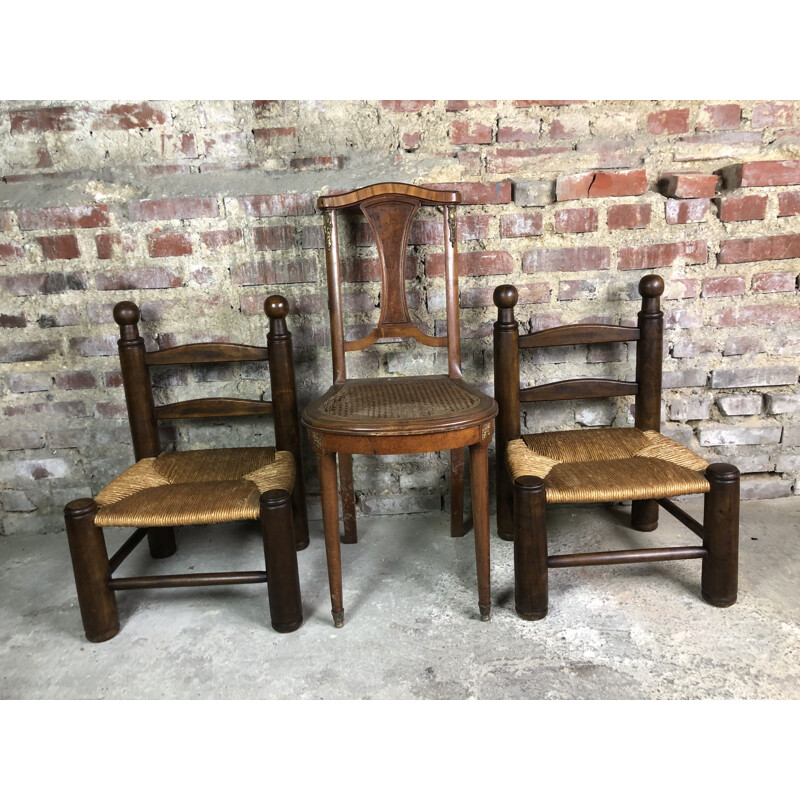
[318,182,459,209]
[520,378,638,403]
[344,323,448,352]
[154,398,274,419]
[519,324,640,349]
[146,342,268,367]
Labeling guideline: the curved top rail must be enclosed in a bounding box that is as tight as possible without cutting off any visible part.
[317,182,460,210]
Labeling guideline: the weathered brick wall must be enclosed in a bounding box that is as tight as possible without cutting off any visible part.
[1,100,798,535]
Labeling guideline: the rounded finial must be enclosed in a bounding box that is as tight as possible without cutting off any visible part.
[493,284,519,309]
[264,294,289,319]
[113,301,140,326]
[639,274,664,298]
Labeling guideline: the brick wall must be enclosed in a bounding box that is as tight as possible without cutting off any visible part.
[1,99,799,535]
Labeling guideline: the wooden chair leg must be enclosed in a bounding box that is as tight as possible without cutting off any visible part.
[64,498,120,643]
[513,476,548,620]
[450,447,465,537]
[702,463,740,607]
[318,452,345,627]
[631,499,659,532]
[468,440,491,621]
[338,453,358,544]
[496,449,514,542]
[147,527,177,559]
[291,481,310,552]
[260,490,303,633]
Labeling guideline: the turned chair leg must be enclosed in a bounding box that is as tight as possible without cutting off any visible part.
[318,452,345,627]
[450,447,465,538]
[468,440,491,621]
[147,527,177,559]
[631,498,659,532]
[260,490,303,633]
[64,498,120,643]
[513,476,548,620]
[338,453,358,544]
[702,463,740,607]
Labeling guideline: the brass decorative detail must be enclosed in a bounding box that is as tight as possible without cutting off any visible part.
[447,206,457,247]
[310,430,323,450]
[481,422,493,441]
[323,211,333,250]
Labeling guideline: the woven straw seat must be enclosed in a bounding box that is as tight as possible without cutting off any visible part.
[95,447,295,527]
[506,428,710,504]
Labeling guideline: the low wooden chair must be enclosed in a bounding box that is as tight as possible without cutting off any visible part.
[65,295,309,642]
[493,275,739,619]
[302,183,498,627]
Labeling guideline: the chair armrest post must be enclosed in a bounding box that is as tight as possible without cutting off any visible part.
[635,275,664,433]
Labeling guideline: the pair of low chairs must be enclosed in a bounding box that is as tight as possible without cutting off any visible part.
[66,183,739,643]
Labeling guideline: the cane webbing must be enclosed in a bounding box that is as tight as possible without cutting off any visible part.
[95,447,295,527]
[507,428,710,504]
[320,377,481,420]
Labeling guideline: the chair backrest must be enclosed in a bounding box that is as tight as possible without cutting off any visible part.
[493,274,665,451]
[317,182,463,381]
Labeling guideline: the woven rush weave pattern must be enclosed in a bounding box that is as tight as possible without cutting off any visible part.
[507,428,710,503]
[95,447,295,527]
[320,377,481,420]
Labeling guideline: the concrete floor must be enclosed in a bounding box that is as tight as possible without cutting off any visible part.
[1,496,798,699]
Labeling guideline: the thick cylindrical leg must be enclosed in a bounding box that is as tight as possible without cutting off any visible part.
[261,490,303,633]
[514,476,548,620]
[469,441,491,621]
[338,453,358,544]
[631,499,659,532]
[450,447,465,538]
[702,463,739,607]
[147,527,177,559]
[318,452,345,627]
[64,498,120,643]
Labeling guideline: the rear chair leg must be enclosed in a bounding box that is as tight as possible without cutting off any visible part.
[701,463,740,607]
[450,447,465,537]
[260,490,303,633]
[514,476,548,620]
[631,498,659,532]
[147,527,177,559]
[338,453,358,544]
[64,498,120,643]
[468,441,491,620]
[318,453,345,627]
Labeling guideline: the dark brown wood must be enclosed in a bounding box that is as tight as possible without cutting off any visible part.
[631,498,660,532]
[658,498,705,539]
[519,323,640,349]
[318,182,460,209]
[145,342,268,366]
[449,447,465,537]
[108,527,150,573]
[701,463,740,607]
[548,546,707,568]
[261,489,303,633]
[155,398,273,419]
[108,572,269,589]
[513,476,548,620]
[469,439,492,621]
[338,453,357,544]
[520,378,638,403]
[64,499,120,643]
[318,452,344,627]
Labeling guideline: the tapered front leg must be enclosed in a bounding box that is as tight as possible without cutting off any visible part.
[318,452,344,627]
[450,447,465,537]
[338,453,358,544]
[468,440,491,621]
[513,476,548,620]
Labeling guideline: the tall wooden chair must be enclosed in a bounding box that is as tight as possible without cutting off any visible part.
[493,275,739,619]
[302,183,498,627]
[65,295,308,642]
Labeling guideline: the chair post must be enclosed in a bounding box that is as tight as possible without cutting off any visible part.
[113,302,176,558]
[631,274,665,532]
[493,285,521,541]
[513,476,548,620]
[64,498,120,643]
[260,490,303,633]
[443,203,463,379]
[702,463,740,607]
[265,295,310,551]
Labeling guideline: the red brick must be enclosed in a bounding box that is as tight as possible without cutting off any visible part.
[752,272,796,293]
[778,191,800,217]
[456,151,481,170]
[647,108,690,135]
[1,313,27,328]
[9,372,51,393]
[658,173,719,198]
[9,106,75,132]
[55,371,96,391]
[529,313,565,332]
[290,156,345,170]
[717,304,800,326]
[723,336,765,356]
[0,242,25,261]
[717,160,800,188]
[719,234,800,264]
[95,267,182,291]
[607,203,651,230]
[147,232,192,258]
[0,341,58,362]
[666,199,710,224]
[445,101,497,111]
[697,104,741,131]
[590,169,647,197]
[426,251,513,277]
[0,210,13,232]
[548,116,589,139]
[702,276,746,297]
[496,124,540,143]
[379,101,434,113]
[95,401,128,418]
[237,194,316,217]
[558,279,597,301]
[423,181,512,205]
[716,195,768,222]
[523,246,610,273]
[1,272,86,296]
[664,309,704,329]
[487,146,571,173]
[461,282,549,308]
[37,235,80,260]
[69,335,119,357]
[456,215,491,241]
[556,172,594,201]
[449,121,493,145]
[94,102,167,129]
[300,226,324,249]
[751,101,795,129]
[254,225,295,251]
[231,259,318,285]
[618,240,707,271]
[401,131,421,150]
[103,371,123,388]
[17,205,110,230]
[129,197,219,222]
[200,229,243,250]
[253,127,296,144]
[500,213,543,238]
[555,207,598,233]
